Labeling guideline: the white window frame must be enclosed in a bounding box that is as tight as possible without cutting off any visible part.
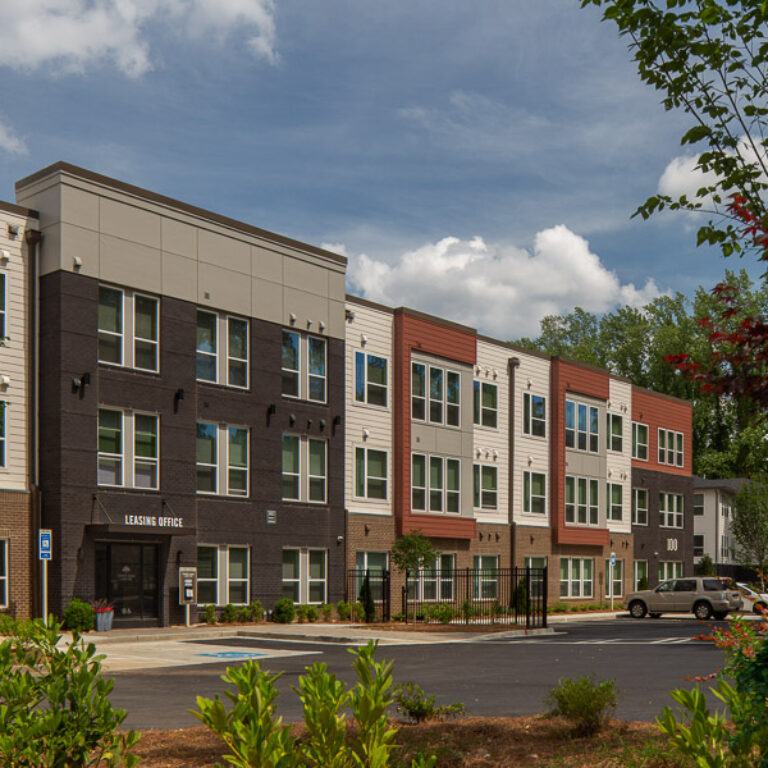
[354,446,388,500]
[474,381,498,429]
[196,310,249,389]
[196,545,250,606]
[632,487,648,526]
[98,285,160,372]
[411,453,460,514]
[632,422,648,461]
[693,493,704,516]
[604,558,624,598]
[473,554,499,600]
[281,434,301,501]
[226,316,250,389]
[411,362,427,421]
[281,435,329,504]
[197,545,219,605]
[658,561,683,581]
[413,362,461,427]
[658,428,684,467]
[559,557,594,599]
[523,470,547,515]
[196,422,250,497]
[473,463,498,510]
[565,399,599,453]
[97,408,125,488]
[227,546,250,604]
[693,535,704,558]
[565,475,599,526]
[133,412,159,490]
[308,438,327,503]
[307,336,327,404]
[523,392,546,438]
[607,413,623,452]
[281,331,325,401]
[659,492,684,529]
[633,560,648,591]
[282,548,327,604]
[409,553,455,601]
[607,482,623,522]
[354,351,388,407]
[281,330,300,398]
[720,534,731,560]
[0,538,7,608]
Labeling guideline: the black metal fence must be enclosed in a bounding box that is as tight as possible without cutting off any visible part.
[402,567,547,628]
[346,568,391,622]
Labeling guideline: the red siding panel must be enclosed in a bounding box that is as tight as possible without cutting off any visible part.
[631,388,692,477]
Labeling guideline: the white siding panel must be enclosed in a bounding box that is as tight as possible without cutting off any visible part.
[607,378,632,534]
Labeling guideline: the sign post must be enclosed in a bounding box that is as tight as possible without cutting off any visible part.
[39,529,52,624]
[609,552,616,611]
[178,567,197,627]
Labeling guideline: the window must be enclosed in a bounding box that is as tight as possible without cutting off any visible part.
[308,337,326,402]
[523,392,546,437]
[98,286,159,372]
[282,548,327,604]
[523,471,546,515]
[0,401,5,468]
[474,382,498,428]
[408,554,455,601]
[565,400,599,453]
[282,331,300,397]
[565,476,599,525]
[412,362,460,426]
[355,551,389,601]
[196,422,250,496]
[604,558,624,598]
[658,561,683,581]
[197,310,249,388]
[560,557,593,598]
[721,498,731,518]
[632,488,648,526]
[693,535,704,558]
[721,535,731,560]
[632,422,648,460]
[473,554,498,599]
[281,331,325,401]
[633,560,648,591]
[607,483,623,521]
[473,464,498,510]
[0,273,5,341]
[98,409,158,489]
[658,428,684,467]
[197,545,250,605]
[693,493,704,516]
[0,539,7,608]
[659,492,684,528]
[282,435,327,503]
[411,454,460,513]
[525,556,547,598]
[607,413,623,452]
[355,447,388,500]
[355,352,388,406]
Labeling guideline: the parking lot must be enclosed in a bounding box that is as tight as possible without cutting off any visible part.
[105,615,746,729]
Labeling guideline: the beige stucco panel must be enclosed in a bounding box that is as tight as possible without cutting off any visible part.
[327,300,346,341]
[198,261,251,316]
[60,185,99,231]
[251,245,283,283]
[99,198,161,249]
[198,229,250,275]
[61,223,100,279]
[100,234,161,293]
[282,288,329,335]
[251,277,283,325]
[38,223,62,276]
[328,271,346,302]
[161,217,198,259]
[162,251,198,303]
[16,183,60,231]
[284,257,328,298]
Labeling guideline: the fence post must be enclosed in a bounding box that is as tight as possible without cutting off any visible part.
[542,566,548,628]
[465,567,471,625]
[402,569,408,624]
[525,567,531,629]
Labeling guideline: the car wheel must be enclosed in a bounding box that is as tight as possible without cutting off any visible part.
[712,611,728,620]
[649,613,662,618]
[628,600,647,619]
[694,601,713,620]
[754,602,767,615]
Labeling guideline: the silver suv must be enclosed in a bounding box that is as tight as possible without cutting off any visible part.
[624,577,742,620]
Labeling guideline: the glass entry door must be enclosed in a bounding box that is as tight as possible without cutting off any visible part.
[96,543,159,623]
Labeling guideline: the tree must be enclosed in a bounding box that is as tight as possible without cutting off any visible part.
[581,0,768,261]
[732,481,768,590]
[389,531,437,574]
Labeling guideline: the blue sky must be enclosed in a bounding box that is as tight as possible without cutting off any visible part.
[0,0,759,338]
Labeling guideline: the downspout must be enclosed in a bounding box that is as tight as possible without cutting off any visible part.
[507,357,520,563]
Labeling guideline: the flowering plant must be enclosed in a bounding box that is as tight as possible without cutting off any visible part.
[92,599,114,614]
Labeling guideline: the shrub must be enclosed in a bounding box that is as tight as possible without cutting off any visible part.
[296,604,308,623]
[426,603,454,624]
[0,617,140,766]
[220,604,238,623]
[512,581,529,614]
[546,676,617,736]
[336,600,351,621]
[394,682,466,724]
[320,603,333,622]
[62,598,95,632]
[202,604,217,625]
[272,598,295,624]
[235,606,250,623]
[351,601,365,622]
[460,599,476,622]
[359,573,376,623]
[638,575,651,591]
[548,603,568,613]
[305,605,318,623]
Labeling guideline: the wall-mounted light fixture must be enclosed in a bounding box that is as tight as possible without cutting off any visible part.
[72,372,90,392]
[319,321,325,332]
[173,388,184,413]
[0,374,10,387]
[7,224,19,239]
[289,313,297,325]
[319,418,327,431]
[266,403,276,426]
[361,333,368,345]
[345,309,355,321]
[289,413,296,426]
[73,256,83,270]
[362,428,370,440]
[0,249,9,263]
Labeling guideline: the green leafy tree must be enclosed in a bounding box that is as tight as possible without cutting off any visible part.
[389,531,437,575]
[581,0,768,261]
[733,481,768,590]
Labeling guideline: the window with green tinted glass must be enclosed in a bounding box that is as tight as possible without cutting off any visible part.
[473,464,497,509]
[281,435,300,500]
[98,409,123,486]
[134,295,158,371]
[281,331,300,397]
[134,414,158,489]
[308,337,326,402]
[355,447,387,500]
[197,546,218,604]
[228,427,249,496]
[98,287,123,365]
[524,471,546,514]
[308,438,326,502]
[196,310,217,382]
[228,547,249,603]
[227,317,249,387]
[355,352,388,406]
[196,422,218,493]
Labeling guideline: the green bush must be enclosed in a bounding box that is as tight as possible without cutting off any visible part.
[305,605,318,623]
[460,599,477,622]
[320,603,333,622]
[548,603,568,613]
[296,604,308,623]
[0,617,140,766]
[220,604,238,623]
[247,600,264,622]
[351,601,365,622]
[202,604,217,625]
[638,575,651,591]
[394,682,465,724]
[235,606,249,623]
[359,573,376,623]
[336,600,351,621]
[272,598,295,624]
[62,598,95,632]
[426,603,454,624]
[546,676,617,736]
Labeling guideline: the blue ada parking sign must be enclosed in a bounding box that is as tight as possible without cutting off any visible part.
[39,529,52,561]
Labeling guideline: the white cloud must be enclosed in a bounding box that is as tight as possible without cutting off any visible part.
[0,0,278,77]
[0,118,27,155]
[347,226,662,338]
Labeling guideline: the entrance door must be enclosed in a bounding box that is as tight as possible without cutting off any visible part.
[96,543,159,624]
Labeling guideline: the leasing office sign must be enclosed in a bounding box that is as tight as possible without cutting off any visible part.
[123,514,184,529]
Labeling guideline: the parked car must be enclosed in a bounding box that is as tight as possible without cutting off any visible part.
[735,582,768,614]
[625,577,742,620]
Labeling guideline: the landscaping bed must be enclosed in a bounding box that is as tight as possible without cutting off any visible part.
[133,716,679,767]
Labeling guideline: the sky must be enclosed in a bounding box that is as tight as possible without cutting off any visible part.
[0,0,761,340]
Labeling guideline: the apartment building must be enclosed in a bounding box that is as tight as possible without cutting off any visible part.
[15,162,347,626]
[630,388,694,588]
[0,202,39,619]
[692,477,744,569]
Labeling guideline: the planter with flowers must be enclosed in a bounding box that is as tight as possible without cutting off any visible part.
[93,599,114,632]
